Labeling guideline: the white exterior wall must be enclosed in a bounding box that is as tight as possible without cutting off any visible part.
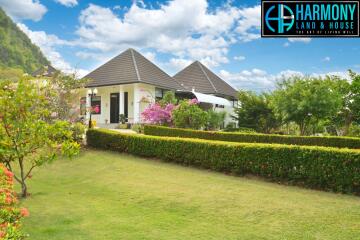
[82,83,155,125]
[214,105,237,127]
[81,83,236,127]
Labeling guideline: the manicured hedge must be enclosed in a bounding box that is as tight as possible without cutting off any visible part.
[87,129,360,194]
[144,125,360,149]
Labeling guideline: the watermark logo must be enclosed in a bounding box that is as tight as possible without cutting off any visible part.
[265,4,295,33]
[262,0,360,37]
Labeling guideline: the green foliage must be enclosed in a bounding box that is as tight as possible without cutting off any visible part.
[0,78,80,197]
[223,127,256,133]
[131,124,144,134]
[87,129,360,194]
[172,100,208,129]
[143,125,360,149]
[347,123,360,137]
[119,114,127,124]
[0,8,49,73]
[206,110,226,130]
[46,71,89,121]
[0,67,24,82]
[271,76,342,135]
[234,91,280,133]
[70,122,86,144]
[158,91,177,107]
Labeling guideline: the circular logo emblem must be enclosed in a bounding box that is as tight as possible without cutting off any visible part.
[265,4,295,33]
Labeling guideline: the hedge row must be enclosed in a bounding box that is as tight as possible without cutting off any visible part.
[144,125,360,149]
[87,129,360,194]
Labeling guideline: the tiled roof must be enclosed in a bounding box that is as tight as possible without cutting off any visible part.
[173,61,238,98]
[32,65,57,77]
[84,48,182,90]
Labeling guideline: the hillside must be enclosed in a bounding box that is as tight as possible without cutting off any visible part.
[0,8,49,73]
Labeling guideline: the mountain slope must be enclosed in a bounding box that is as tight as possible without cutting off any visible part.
[0,8,49,73]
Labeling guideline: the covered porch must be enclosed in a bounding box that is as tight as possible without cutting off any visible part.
[82,83,156,126]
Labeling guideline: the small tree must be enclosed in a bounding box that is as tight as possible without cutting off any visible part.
[0,78,80,198]
[206,109,226,130]
[158,91,177,107]
[233,91,280,133]
[271,76,342,135]
[46,71,88,122]
[172,99,208,129]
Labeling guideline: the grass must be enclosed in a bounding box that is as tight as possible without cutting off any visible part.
[21,150,360,240]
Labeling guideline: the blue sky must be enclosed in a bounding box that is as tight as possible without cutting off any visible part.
[0,0,359,92]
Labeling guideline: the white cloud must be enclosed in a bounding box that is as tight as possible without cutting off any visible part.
[234,55,245,61]
[236,5,261,42]
[74,1,252,68]
[0,0,47,21]
[166,58,193,73]
[288,38,311,43]
[219,69,303,92]
[322,56,331,62]
[283,42,290,47]
[17,23,88,77]
[55,0,78,7]
[142,51,156,63]
[219,68,354,92]
[113,5,121,10]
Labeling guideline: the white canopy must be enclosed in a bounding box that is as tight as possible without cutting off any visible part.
[192,91,232,107]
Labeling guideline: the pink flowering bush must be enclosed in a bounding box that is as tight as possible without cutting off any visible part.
[142,103,175,125]
[188,98,199,105]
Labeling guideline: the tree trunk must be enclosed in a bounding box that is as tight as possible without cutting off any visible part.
[343,116,352,136]
[299,122,306,136]
[19,157,28,198]
[21,181,28,198]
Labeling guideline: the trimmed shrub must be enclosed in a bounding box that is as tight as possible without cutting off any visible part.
[223,127,256,133]
[87,129,360,194]
[144,125,360,149]
[0,164,28,239]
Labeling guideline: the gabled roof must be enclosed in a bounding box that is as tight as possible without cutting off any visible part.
[84,48,182,90]
[173,61,238,99]
[32,65,57,77]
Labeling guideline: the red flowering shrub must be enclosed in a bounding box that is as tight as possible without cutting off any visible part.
[0,164,28,239]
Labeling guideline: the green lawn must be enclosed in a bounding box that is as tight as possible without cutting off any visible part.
[21,150,360,240]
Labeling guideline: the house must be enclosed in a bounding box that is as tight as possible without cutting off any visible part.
[32,65,57,77]
[81,48,238,127]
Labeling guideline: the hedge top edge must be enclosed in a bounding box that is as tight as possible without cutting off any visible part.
[94,128,360,153]
[143,125,360,149]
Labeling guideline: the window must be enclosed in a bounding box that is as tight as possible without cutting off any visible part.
[155,88,163,101]
[91,96,101,114]
[80,97,86,115]
[232,100,238,108]
[215,104,225,108]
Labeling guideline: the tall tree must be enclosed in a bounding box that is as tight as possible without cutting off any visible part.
[271,76,342,135]
[233,91,279,133]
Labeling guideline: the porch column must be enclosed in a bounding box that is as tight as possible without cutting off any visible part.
[119,85,124,115]
[86,90,91,123]
[133,83,141,123]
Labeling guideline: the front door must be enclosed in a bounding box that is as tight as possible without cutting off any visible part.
[110,93,119,123]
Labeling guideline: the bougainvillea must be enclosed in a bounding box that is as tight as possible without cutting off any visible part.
[141,103,175,125]
[0,164,28,239]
